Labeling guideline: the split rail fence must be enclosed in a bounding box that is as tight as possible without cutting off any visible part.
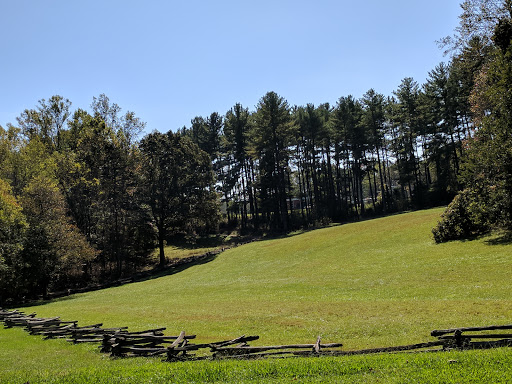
[2,308,512,362]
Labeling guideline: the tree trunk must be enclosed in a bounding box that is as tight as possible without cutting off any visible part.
[158,222,166,267]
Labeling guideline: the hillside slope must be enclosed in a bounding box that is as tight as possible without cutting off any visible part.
[20,208,512,349]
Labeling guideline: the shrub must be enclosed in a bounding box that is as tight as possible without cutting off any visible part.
[432,189,488,243]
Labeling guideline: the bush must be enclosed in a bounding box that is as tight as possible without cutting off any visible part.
[432,189,488,243]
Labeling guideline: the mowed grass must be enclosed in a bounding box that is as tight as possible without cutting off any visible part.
[2,207,512,383]
[150,244,218,262]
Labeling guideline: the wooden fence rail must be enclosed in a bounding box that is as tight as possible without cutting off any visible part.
[431,324,512,337]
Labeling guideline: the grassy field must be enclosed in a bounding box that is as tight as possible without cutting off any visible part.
[148,230,253,263]
[2,207,512,383]
[151,243,218,262]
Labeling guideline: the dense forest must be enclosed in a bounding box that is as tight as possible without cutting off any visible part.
[1,0,511,304]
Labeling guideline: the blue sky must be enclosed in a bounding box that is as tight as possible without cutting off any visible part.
[1,0,461,134]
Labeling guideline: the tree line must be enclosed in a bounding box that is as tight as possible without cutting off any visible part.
[1,0,510,304]
[180,62,473,232]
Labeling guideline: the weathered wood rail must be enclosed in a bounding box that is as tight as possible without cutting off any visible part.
[2,308,511,362]
[431,324,512,350]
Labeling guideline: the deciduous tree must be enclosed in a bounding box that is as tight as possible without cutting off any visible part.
[140,132,220,266]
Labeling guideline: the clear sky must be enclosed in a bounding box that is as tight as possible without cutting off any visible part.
[1,0,461,134]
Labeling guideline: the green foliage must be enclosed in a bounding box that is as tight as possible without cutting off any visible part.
[0,179,26,246]
[421,62,461,200]
[0,178,27,300]
[0,174,98,304]
[493,17,512,51]
[251,92,294,231]
[62,109,153,276]
[91,93,145,146]
[18,175,97,299]
[16,95,72,151]
[390,78,423,200]
[186,113,222,160]
[140,131,220,266]
[295,104,328,218]
[0,125,58,195]
[438,27,512,242]
[433,7,512,242]
[222,103,255,227]
[432,189,487,243]
[224,104,251,164]
[332,96,368,216]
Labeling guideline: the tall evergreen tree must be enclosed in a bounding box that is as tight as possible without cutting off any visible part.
[224,103,255,227]
[332,96,365,217]
[390,78,423,205]
[361,89,388,211]
[421,62,462,201]
[251,92,294,231]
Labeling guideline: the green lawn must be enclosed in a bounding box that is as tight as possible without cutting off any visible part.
[151,243,218,262]
[2,207,512,383]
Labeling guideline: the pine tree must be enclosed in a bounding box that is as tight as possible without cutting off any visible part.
[251,92,294,231]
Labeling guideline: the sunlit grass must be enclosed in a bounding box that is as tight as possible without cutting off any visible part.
[3,207,512,382]
[149,231,247,263]
[153,244,218,261]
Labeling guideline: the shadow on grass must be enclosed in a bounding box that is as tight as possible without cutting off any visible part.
[484,231,512,246]
[13,234,266,309]
[167,234,225,250]
[14,253,220,309]
[446,230,512,246]
[166,232,260,252]
[143,253,219,281]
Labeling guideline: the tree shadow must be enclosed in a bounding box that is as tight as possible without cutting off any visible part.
[167,232,259,251]
[142,252,219,281]
[10,253,220,309]
[484,231,512,246]
[8,234,265,309]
